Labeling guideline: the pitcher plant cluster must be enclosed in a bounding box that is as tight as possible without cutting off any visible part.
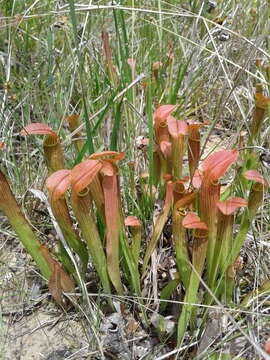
[0,91,269,344]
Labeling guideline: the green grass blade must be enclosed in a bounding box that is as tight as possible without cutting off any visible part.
[67,0,78,48]
[46,29,53,88]
[110,101,122,151]
[93,87,121,135]
[169,52,194,104]
[82,99,95,155]
[160,278,181,312]
[74,142,88,165]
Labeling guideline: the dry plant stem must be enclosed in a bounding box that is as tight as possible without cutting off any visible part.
[49,195,89,272]
[142,181,174,273]
[0,170,51,279]
[43,136,65,174]
[177,229,208,345]
[70,189,111,295]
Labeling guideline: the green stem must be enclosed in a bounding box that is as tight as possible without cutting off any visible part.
[71,189,111,295]
[177,229,208,344]
[172,207,191,290]
[50,196,89,272]
[0,171,51,279]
